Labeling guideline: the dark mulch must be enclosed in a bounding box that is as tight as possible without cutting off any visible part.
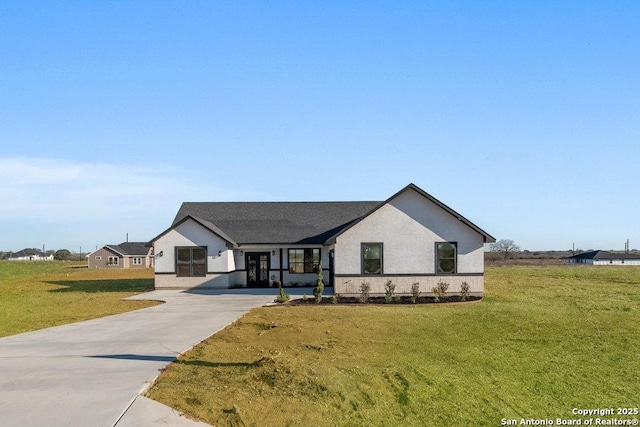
[285,295,482,305]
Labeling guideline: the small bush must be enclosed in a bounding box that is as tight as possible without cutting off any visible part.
[432,281,449,302]
[332,293,339,304]
[313,268,324,304]
[460,282,470,301]
[384,280,396,304]
[437,280,450,295]
[431,286,441,302]
[359,282,371,303]
[410,282,421,304]
[273,282,290,303]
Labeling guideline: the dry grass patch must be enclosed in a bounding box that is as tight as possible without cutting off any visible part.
[0,261,158,337]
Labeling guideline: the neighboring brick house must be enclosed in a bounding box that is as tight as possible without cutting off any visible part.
[86,242,154,268]
[151,183,495,297]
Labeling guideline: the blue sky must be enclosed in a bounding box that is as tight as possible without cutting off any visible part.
[1,1,639,253]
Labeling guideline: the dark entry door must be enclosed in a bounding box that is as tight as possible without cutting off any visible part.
[246,252,270,287]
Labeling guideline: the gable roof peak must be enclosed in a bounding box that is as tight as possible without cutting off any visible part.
[326,182,495,244]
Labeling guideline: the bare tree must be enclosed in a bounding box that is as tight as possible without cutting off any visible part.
[490,239,521,260]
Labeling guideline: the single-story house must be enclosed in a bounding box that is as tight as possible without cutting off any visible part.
[86,242,154,268]
[7,248,54,261]
[151,183,495,297]
[568,250,640,266]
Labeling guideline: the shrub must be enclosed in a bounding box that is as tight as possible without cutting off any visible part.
[437,280,450,295]
[273,282,290,303]
[331,293,339,304]
[431,286,441,302]
[313,268,324,304]
[359,282,371,303]
[460,281,470,301]
[384,280,396,304]
[432,281,450,302]
[410,282,421,304]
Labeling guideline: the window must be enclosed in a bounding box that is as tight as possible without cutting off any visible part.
[108,256,119,265]
[288,248,320,273]
[133,257,142,265]
[95,256,102,260]
[176,247,207,277]
[436,242,457,274]
[362,243,383,275]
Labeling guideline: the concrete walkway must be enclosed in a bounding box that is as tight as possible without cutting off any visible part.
[0,287,313,426]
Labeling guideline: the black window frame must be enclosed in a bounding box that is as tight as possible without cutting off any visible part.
[435,242,457,274]
[361,242,383,275]
[107,256,119,265]
[288,248,321,274]
[175,246,207,277]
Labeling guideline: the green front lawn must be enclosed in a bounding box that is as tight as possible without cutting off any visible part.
[147,266,640,426]
[0,261,158,337]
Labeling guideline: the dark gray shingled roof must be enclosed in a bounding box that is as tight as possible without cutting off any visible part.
[154,183,496,246]
[569,250,640,260]
[106,242,151,256]
[9,248,46,258]
[172,201,381,244]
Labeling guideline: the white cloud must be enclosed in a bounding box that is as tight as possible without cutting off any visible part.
[0,158,167,220]
[0,157,259,250]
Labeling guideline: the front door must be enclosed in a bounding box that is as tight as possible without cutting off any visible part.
[246,252,270,287]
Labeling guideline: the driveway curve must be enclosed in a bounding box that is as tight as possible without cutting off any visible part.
[0,288,303,427]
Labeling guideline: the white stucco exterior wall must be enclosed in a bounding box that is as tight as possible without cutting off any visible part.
[154,219,232,289]
[334,188,487,297]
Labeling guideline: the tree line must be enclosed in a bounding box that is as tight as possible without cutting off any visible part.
[0,249,83,261]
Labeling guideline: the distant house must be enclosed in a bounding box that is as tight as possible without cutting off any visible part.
[86,242,154,268]
[7,249,54,261]
[151,183,495,297]
[568,250,640,266]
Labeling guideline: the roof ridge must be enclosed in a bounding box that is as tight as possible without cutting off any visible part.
[180,200,382,204]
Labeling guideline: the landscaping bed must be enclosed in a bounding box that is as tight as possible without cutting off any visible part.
[286,295,482,304]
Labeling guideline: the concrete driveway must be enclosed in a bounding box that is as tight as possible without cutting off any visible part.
[0,288,310,426]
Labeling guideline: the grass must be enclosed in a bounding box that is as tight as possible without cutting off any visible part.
[146,266,640,426]
[0,261,158,337]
